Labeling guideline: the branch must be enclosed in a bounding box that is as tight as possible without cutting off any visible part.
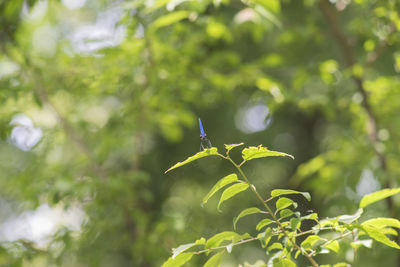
[366,24,396,65]
[21,56,107,180]
[317,0,390,190]
[317,2,400,265]
[34,86,107,180]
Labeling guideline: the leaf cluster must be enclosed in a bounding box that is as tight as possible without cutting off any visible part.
[163,144,400,267]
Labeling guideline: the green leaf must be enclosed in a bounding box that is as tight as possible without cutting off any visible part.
[152,11,190,30]
[360,218,400,248]
[224,143,244,152]
[319,218,339,227]
[202,174,238,205]
[256,218,274,231]
[262,228,273,248]
[337,208,363,224]
[196,238,206,245]
[237,232,252,241]
[142,0,170,12]
[271,189,311,201]
[203,252,223,267]
[233,207,262,230]
[275,197,294,211]
[279,209,294,220]
[295,250,301,259]
[253,4,282,28]
[362,225,400,249]
[171,243,195,259]
[272,257,296,267]
[351,239,373,249]
[267,242,283,252]
[171,238,205,259]
[218,182,249,210]
[324,240,340,253]
[162,253,194,267]
[165,148,219,173]
[205,232,240,249]
[242,145,294,161]
[290,218,300,231]
[300,213,318,221]
[248,0,280,13]
[360,188,400,208]
[362,218,400,229]
[301,235,320,249]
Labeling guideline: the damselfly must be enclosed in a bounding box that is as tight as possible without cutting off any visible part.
[198,118,212,151]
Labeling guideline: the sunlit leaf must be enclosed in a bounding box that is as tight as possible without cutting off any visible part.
[301,235,321,249]
[224,143,244,152]
[362,225,400,249]
[256,218,274,231]
[275,197,294,211]
[202,174,238,205]
[162,252,194,267]
[351,239,373,249]
[218,182,249,210]
[205,232,241,249]
[360,188,400,208]
[208,233,251,254]
[165,147,219,173]
[361,218,400,249]
[361,218,400,237]
[152,11,190,29]
[242,145,294,161]
[333,263,350,267]
[171,238,205,259]
[247,0,282,28]
[318,218,339,228]
[249,0,280,13]
[324,240,340,253]
[271,189,311,201]
[295,250,301,259]
[203,252,223,267]
[279,209,294,220]
[262,228,273,248]
[267,242,283,252]
[172,243,195,259]
[301,213,318,221]
[290,218,300,230]
[337,208,363,224]
[272,257,296,267]
[362,218,400,229]
[233,207,262,230]
[144,0,169,12]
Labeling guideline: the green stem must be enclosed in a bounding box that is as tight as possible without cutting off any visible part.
[294,226,343,238]
[193,236,262,255]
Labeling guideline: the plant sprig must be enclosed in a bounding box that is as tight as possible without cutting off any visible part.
[163,144,400,267]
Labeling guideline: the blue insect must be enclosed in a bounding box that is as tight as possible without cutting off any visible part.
[198,118,212,151]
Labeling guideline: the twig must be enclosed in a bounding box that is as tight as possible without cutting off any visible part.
[193,236,262,255]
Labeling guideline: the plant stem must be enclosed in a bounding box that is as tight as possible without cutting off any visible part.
[294,226,342,237]
[227,157,319,267]
[193,236,262,255]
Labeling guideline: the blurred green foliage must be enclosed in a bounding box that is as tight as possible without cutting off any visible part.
[0,0,399,266]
